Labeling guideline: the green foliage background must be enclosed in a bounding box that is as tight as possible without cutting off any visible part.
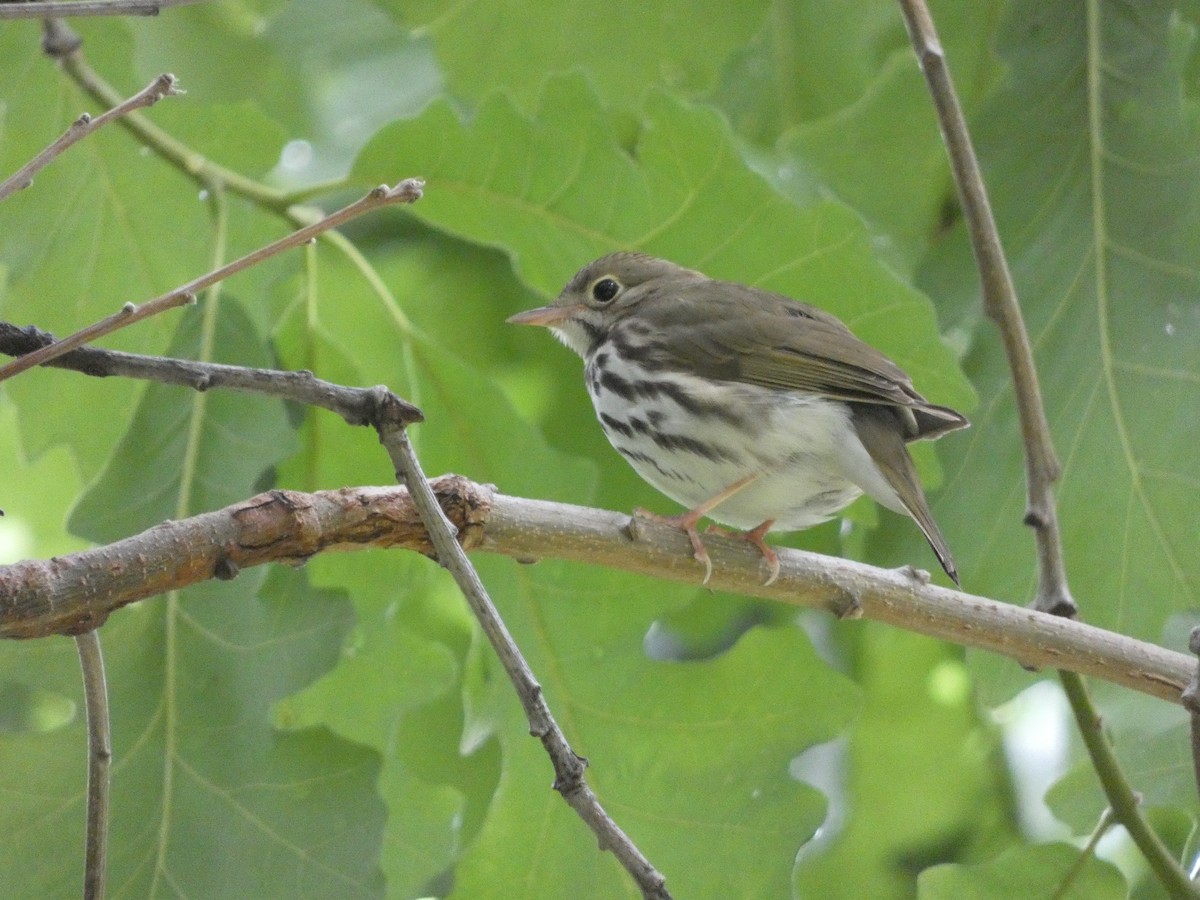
[0,0,1198,897]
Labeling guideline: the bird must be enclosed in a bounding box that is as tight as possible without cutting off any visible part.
[507,252,967,586]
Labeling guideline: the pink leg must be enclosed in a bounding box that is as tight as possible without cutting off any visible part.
[635,506,716,584]
[706,519,780,585]
[633,472,764,584]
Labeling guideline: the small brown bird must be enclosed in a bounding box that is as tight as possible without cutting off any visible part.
[508,253,967,585]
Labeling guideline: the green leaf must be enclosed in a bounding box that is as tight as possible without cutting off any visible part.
[719,0,1006,273]
[124,1,291,111]
[914,0,1200,639]
[381,0,770,112]
[877,0,1200,854]
[0,395,89,564]
[0,567,385,898]
[452,584,861,899]
[69,298,298,540]
[918,843,1126,900]
[0,23,212,472]
[276,567,466,898]
[711,0,897,135]
[794,626,1016,899]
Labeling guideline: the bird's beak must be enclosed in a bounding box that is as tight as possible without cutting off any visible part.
[506,304,580,327]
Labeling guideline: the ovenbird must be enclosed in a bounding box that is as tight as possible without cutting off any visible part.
[508,253,967,585]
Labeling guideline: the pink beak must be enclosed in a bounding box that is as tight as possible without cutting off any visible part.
[506,304,581,327]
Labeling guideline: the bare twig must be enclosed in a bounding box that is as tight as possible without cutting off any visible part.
[0,323,424,426]
[0,0,210,18]
[0,73,180,202]
[1051,808,1116,900]
[897,0,1073,617]
[370,416,672,900]
[1061,672,1196,899]
[898,2,1194,895]
[41,19,301,212]
[0,179,424,385]
[0,479,1191,706]
[73,630,111,900]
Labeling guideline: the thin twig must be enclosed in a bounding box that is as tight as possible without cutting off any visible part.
[371,416,672,900]
[0,73,180,202]
[0,0,209,17]
[897,0,1072,617]
[41,19,296,211]
[1061,672,1197,899]
[0,324,425,425]
[0,479,1191,705]
[897,2,1195,895]
[0,179,424,385]
[74,630,111,900]
[1051,808,1116,900]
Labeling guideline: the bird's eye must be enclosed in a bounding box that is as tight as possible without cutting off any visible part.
[591,278,620,303]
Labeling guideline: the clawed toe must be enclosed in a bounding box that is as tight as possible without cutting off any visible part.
[628,508,713,584]
[692,548,714,584]
[759,546,781,587]
[733,520,779,586]
[679,521,714,585]
[627,511,781,586]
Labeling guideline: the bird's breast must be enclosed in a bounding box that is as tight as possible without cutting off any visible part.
[583,346,869,528]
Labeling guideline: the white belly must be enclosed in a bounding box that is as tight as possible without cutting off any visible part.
[585,355,897,532]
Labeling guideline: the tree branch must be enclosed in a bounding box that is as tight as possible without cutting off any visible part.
[1062,672,1196,899]
[40,19,303,212]
[0,322,425,426]
[74,630,111,900]
[0,479,1190,705]
[373,419,671,900]
[898,2,1194,895]
[0,0,211,18]
[897,0,1072,617]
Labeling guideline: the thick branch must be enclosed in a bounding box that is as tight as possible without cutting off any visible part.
[0,480,1189,705]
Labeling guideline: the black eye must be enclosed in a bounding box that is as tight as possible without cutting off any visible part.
[591,278,620,303]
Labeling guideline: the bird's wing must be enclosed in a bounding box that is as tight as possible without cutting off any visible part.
[634,282,968,440]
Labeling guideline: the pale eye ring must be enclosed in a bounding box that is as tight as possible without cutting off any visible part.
[591,278,620,303]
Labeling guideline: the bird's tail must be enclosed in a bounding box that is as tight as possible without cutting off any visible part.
[851,406,959,585]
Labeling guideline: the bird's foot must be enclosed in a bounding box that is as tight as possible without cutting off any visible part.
[705,519,779,586]
[633,507,713,584]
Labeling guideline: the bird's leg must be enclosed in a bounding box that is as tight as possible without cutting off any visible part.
[633,506,714,583]
[706,519,780,586]
[634,472,763,585]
